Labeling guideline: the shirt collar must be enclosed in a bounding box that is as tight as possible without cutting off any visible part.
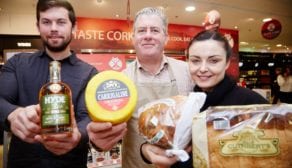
[136,55,169,75]
[38,50,78,65]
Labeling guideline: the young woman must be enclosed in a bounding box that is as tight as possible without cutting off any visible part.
[277,66,292,103]
[140,30,268,168]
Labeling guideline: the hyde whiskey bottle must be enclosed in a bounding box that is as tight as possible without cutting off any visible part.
[39,60,73,134]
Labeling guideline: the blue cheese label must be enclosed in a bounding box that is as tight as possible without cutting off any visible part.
[96,79,130,111]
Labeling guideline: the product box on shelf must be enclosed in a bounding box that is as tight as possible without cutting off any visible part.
[87,142,122,168]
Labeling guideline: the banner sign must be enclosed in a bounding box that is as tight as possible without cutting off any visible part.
[77,54,126,72]
[72,17,239,79]
[72,17,238,51]
[261,19,282,40]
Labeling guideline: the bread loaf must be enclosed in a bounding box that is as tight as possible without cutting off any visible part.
[138,95,187,148]
[192,104,292,168]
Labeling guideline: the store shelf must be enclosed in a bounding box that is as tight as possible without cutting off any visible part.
[238,52,292,89]
[87,142,122,168]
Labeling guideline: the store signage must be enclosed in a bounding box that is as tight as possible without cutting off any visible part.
[77,54,126,72]
[72,17,239,79]
[17,42,31,47]
[261,19,282,40]
[72,17,238,51]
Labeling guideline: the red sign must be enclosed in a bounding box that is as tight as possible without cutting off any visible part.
[72,17,239,79]
[261,19,282,40]
[72,17,238,51]
[77,54,126,72]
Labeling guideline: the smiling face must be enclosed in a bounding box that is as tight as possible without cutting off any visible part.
[188,39,230,92]
[37,7,74,52]
[132,14,168,60]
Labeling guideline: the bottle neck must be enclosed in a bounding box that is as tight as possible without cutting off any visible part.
[49,61,61,83]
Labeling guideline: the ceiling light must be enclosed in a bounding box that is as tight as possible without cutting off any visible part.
[246,18,255,22]
[234,26,238,29]
[276,44,282,47]
[185,6,195,12]
[115,14,120,18]
[239,62,243,67]
[239,41,249,45]
[262,18,272,22]
[17,42,31,47]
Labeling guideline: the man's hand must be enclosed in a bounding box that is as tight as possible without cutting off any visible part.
[34,126,81,155]
[8,105,41,143]
[87,122,127,151]
[34,107,81,155]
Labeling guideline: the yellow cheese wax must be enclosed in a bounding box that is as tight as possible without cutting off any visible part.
[85,70,137,124]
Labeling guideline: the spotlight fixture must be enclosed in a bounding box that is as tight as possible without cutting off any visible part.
[262,18,272,22]
[185,6,195,12]
[239,62,243,67]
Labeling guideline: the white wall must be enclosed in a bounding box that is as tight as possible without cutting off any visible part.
[0,13,38,35]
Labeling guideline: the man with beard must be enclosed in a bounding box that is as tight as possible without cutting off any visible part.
[0,0,97,167]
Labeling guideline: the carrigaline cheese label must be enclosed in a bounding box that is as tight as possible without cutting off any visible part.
[85,70,137,124]
[96,79,130,111]
[219,127,279,156]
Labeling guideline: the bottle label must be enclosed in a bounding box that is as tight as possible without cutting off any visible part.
[49,83,62,93]
[95,79,130,111]
[41,94,70,127]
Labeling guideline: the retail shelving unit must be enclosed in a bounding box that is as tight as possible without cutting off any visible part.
[239,52,292,89]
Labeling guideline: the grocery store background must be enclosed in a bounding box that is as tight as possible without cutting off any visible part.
[0,0,292,167]
[1,0,292,52]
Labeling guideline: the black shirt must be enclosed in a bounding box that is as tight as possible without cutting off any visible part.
[171,75,269,168]
[0,50,97,168]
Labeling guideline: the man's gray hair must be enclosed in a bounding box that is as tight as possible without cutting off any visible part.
[133,7,168,34]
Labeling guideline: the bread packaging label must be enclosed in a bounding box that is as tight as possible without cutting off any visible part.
[192,104,292,168]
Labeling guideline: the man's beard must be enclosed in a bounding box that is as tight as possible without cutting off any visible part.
[43,37,72,52]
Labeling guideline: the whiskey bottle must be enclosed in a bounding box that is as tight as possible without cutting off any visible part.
[39,60,73,134]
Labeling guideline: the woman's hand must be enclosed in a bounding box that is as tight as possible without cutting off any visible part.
[141,143,178,168]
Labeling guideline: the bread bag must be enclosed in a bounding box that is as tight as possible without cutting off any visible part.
[192,104,292,168]
[139,92,206,161]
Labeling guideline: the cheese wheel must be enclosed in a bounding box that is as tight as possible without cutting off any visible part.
[85,70,137,124]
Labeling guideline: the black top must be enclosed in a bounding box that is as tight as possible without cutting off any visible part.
[171,75,269,168]
[0,51,97,168]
